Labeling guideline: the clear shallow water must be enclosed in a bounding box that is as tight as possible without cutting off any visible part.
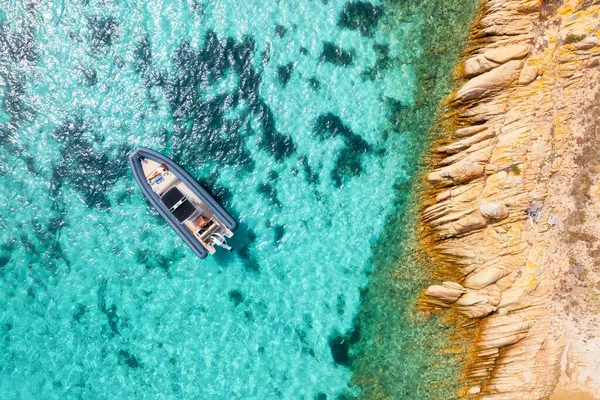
[0,0,474,399]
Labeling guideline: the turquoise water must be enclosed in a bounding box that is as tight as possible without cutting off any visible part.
[0,1,474,399]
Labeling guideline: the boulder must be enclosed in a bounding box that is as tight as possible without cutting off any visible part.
[424,281,466,304]
[451,214,488,235]
[519,65,538,85]
[462,45,529,78]
[437,128,496,154]
[484,44,529,64]
[464,267,506,289]
[479,202,509,221]
[455,60,523,102]
[455,125,488,138]
[467,386,482,395]
[463,54,500,77]
[573,36,600,50]
[427,161,485,187]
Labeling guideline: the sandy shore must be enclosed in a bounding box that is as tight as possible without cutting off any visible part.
[416,0,600,398]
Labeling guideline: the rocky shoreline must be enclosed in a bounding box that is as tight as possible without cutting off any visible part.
[417,0,600,398]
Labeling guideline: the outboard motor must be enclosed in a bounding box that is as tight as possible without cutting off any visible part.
[211,233,233,252]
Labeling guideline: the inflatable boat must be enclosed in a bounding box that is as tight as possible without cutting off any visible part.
[129,147,237,259]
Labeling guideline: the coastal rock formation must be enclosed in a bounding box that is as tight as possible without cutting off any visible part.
[417,0,600,398]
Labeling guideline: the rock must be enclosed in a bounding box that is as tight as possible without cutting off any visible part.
[479,202,509,221]
[435,190,451,202]
[443,281,466,291]
[484,44,529,64]
[463,54,500,77]
[437,128,497,154]
[485,164,499,174]
[573,36,599,50]
[464,267,506,289]
[459,102,508,121]
[583,58,600,68]
[455,291,490,306]
[454,290,498,318]
[424,282,466,304]
[519,65,538,85]
[427,161,485,187]
[467,385,482,395]
[450,213,488,235]
[455,60,523,102]
[455,125,488,138]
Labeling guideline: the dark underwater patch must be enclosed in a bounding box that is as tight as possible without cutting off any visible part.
[51,118,129,209]
[336,294,345,316]
[296,328,315,356]
[328,324,360,367]
[252,100,296,161]
[191,1,205,16]
[0,23,36,156]
[166,32,295,167]
[105,304,120,336]
[88,15,119,51]
[80,66,98,86]
[308,77,320,91]
[320,42,353,66]
[133,36,152,74]
[314,113,352,140]
[135,250,170,273]
[0,24,37,64]
[363,43,393,81]
[338,1,384,37]
[278,62,294,87]
[24,155,37,175]
[0,238,17,270]
[73,304,86,322]
[97,278,120,336]
[118,350,140,369]
[298,156,319,185]
[227,220,259,272]
[0,255,10,269]
[237,244,260,272]
[273,225,285,243]
[20,233,36,254]
[257,182,281,207]
[385,97,409,131]
[313,113,372,187]
[300,47,309,56]
[331,142,368,187]
[228,290,244,306]
[274,25,287,38]
[2,72,34,123]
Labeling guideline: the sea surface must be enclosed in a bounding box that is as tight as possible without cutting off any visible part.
[0,0,475,399]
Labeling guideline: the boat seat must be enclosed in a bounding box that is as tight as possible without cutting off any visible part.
[199,222,219,240]
[160,187,198,223]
